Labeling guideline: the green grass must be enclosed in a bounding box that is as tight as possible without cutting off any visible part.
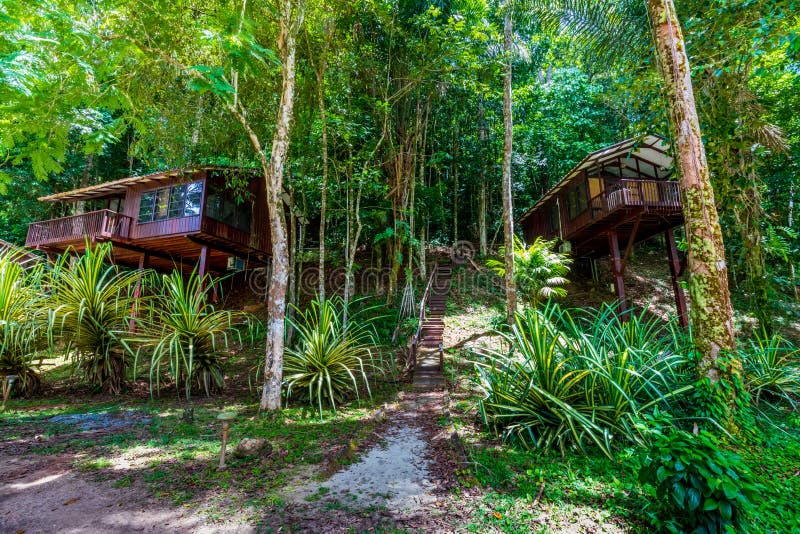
[2,381,401,521]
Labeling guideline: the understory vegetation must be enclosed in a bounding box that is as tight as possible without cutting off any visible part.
[0,244,391,409]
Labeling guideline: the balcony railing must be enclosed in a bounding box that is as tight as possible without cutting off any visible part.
[564,179,681,239]
[26,210,133,248]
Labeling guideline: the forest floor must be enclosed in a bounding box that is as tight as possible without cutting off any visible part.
[2,250,798,533]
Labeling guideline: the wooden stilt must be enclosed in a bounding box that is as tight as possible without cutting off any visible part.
[129,253,149,330]
[198,246,209,280]
[608,231,628,319]
[665,228,689,327]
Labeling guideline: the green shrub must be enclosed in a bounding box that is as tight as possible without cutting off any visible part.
[639,426,759,533]
[48,243,143,394]
[128,269,250,400]
[742,331,799,407]
[0,250,49,395]
[284,296,381,417]
[475,302,692,457]
[486,236,572,307]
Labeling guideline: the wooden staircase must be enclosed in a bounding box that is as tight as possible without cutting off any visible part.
[419,261,452,348]
[409,259,453,391]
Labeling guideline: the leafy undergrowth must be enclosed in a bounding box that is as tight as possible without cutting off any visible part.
[441,279,800,533]
[446,345,800,533]
[2,381,404,524]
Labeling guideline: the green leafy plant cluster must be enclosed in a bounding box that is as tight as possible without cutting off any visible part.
[475,302,692,457]
[741,331,799,408]
[283,296,382,417]
[128,269,251,400]
[486,236,572,308]
[639,426,759,533]
[47,243,142,394]
[0,249,49,395]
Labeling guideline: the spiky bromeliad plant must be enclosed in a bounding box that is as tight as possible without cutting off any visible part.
[486,236,572,308]
[49,243,144,394]
[475,302,692,457]
[284,296,381,418]
[0,249,49,396]
[742,331,800,408]
[128,269,249,400]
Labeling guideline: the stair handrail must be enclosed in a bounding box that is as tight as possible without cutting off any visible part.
[409,260,439,373]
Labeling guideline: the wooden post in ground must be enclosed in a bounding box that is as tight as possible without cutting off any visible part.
[608,231,628,319]
[665,228,689,327]
[198,245,209,282]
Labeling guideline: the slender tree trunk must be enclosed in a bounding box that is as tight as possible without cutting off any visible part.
[501,7,517,324]
[790,183,798,301]
[479,98,488,257]
[75,154,94,215]
[646,0,737,383]
[310,22,332,302]
[260,0,304,412]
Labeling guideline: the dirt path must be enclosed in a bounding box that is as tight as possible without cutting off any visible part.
[263,388,464,533]
[0,452,252,533]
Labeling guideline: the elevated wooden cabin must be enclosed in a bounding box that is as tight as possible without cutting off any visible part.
[25,167,270,276]
[519,135,688,325]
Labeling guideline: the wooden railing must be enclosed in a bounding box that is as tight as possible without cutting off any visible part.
[564,179,681,238]
[409,260,439,373]
[26,210,133,248]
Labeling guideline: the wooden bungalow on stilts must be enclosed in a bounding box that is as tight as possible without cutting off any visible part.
[518,135,688,326]
[25,166,271,279]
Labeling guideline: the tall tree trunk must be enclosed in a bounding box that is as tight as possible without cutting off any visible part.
[646,0,737,383]
[309,20,332,302]
[479,98,488,257]
[501,7,517,324]
[790,183,798,301]
[260,0,304,412]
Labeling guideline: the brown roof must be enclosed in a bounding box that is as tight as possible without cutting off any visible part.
[38,166,260,203]
[519,135,674,223]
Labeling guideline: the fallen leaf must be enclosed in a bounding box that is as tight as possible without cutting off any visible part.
[493,511,502,519]
[63,497,80,506]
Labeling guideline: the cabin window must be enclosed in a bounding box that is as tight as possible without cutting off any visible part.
[549,203,560,233]
[138,181,204,223]
[567,181,588,220]
[204,183,252,232]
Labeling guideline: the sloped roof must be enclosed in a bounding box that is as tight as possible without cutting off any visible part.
[38,166,260,203]
[519,135,674,223]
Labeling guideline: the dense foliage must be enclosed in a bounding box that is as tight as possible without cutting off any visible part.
[284,296,382,417]
[475,303,692,457]
[639,426,759,533]
[128,270,251,400]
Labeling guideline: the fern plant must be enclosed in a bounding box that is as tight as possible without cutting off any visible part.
[284,296,380,418]
[128,269,249,400]
[48,243,143,394]
[487,236,571,308]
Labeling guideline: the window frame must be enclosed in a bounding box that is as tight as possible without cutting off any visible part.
[137,180,204,224]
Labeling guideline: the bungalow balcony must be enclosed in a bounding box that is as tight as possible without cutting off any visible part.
[26,209,133,249]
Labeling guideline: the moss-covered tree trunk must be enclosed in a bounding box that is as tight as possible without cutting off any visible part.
[646,0,738,382]
[501,7,517,325]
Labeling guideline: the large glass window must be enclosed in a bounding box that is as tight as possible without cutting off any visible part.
[204,182,252,232]
[138,181,204,223]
